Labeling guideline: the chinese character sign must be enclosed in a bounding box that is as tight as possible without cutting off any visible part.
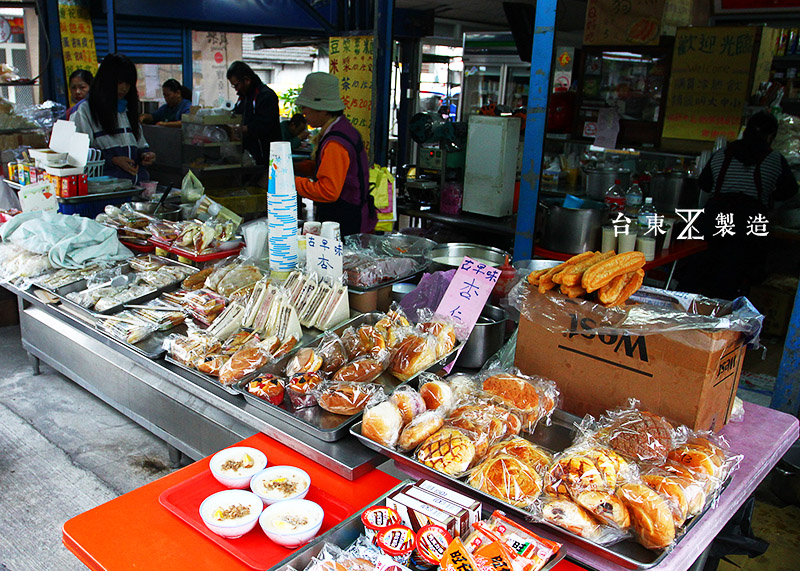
[329,36,374,155]
[58,0,98,103]
[306,235,343,281]
[663,26,757,141]
[584,0,667,46]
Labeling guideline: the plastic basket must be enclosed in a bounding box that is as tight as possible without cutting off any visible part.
[57,194,129,218]
[206,186,266,217]
[85,160,104,178]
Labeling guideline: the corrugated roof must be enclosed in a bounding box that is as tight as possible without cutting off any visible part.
[242,34,317,64]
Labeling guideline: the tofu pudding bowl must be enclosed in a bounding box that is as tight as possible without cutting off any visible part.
[258,498,324,548]
[209,446,268,489]
[250,465,311,506]
[199,489,264,538]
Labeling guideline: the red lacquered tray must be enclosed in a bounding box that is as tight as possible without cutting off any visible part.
[149,236,242,262]
[120,240,155,253]
[160,468,354,569]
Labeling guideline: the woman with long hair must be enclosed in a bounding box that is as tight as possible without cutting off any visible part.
[141,78,192,127]
[65,69,93,120]
[71,53,155,182]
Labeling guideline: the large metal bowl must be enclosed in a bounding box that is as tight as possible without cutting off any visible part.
[455,304,508,369]
[128,201,181,221]
[427,243,510,272]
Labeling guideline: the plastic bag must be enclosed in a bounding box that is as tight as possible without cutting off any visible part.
[218,345,272,386]
[332,351,390,384]
[415,426,476,477]
[397,409,445,452]
[536,495,629,545]
[97,312,157,344]
[484,436,552,475]
[287,372,323,409]
[590,402,678,465]
[417,374,456,412]
[477,368,560,432]
[467,453,543,509]
[316,332,349,374]
[181,170,205,203]
[183,289,226,325]
[315,380,385,416]
[361,400,404,448]
[245,373,285,405]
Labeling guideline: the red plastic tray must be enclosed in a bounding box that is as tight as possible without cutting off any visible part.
[159,464,354,569]
[120,240,155,253]
[149,236,242,262]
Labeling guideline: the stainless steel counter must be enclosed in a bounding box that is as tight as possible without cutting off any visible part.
[6,284,383,480]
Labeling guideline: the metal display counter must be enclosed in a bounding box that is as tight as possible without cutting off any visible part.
[5,283,382,480]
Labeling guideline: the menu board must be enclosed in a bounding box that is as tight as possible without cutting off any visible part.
[662,26,757,141]
[584,0,667,46]
[328,36,374,154]
[57,0,98,103]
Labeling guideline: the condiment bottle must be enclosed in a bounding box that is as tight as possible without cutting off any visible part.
[491,255,516,304]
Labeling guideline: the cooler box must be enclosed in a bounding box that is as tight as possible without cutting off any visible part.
[513,286,763,431]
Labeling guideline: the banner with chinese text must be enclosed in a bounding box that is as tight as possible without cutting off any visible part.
[662,27,758,141]
[584,0,667,46]
[58,0,97,104]
[328,36,374,154]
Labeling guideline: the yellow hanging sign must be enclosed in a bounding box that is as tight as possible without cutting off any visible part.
[58,0,98,104]
[328,36,374,155]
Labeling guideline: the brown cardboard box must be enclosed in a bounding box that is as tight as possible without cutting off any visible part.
[514,291,746,431]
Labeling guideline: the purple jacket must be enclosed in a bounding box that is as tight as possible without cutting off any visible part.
[315,117,376,235]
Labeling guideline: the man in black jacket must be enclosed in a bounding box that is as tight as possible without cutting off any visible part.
[226,61,281,165]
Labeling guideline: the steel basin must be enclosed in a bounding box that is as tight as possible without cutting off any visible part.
[456,304,508,369]
[539,198,608,254]
[427,243,510,273]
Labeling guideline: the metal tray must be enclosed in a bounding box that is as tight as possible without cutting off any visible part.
[347,269,425,295]
[269,479,566,571]
[98,322,187,360]
[54,256,196,319]
[57,187,141,204]
[351,409,732,570]
[163,320,328,397]
[232,312,463,443]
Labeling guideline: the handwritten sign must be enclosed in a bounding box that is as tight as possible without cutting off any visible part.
[435,256,499,371]
[584,0,666,46]
[57,0,98,104]
[329,36,374,154]
[19,182,58,213]
[306,235,343,282]
[662,26,758,141]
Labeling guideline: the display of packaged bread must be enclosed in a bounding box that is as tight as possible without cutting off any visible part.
[527,250,646,307]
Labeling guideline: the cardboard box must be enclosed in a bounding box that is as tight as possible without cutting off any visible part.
[385,491,457,537]
[404,485,471,536]
[514,289,748,431]
[416,479,482,526]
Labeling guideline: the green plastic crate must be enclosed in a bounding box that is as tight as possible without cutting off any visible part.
[206,186,267,217]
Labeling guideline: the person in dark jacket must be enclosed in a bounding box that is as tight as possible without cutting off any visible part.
[293,72,377,236]
[680,111,798,299]
[226,61,281,165]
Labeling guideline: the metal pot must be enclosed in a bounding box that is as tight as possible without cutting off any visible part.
[455,304,508,369]
[539,198,608,254]
[650,172,698,212]
[128,201,181,221]
[583,166,631,201]
[427,243,510,273]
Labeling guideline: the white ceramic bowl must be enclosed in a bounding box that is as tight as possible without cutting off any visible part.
[199,489,264,539]
[258,499,324,548]
[209,447,268,489]
[250,465,311,506]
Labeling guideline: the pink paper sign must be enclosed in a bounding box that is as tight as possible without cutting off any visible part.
[435,256,499,370]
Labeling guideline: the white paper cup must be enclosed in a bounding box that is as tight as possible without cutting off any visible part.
[321,221,341,242]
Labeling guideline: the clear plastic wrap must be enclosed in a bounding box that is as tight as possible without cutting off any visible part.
[361,400,404,448]
[97,313,158,344]
[183,288,226,325]
[317,332,349,375]
[285,346,324,377]
[389,385,427,425]
[314,380,385,416]
[220,329,260,355]
[446,399,522,459]
[127,254,165,273]
[206,302,246,340]
[345,324,390,360]
[218,345,273,386]
[147,219,180,242]
[389,333,441,382]
[478,367,560,432]
[509,280,764,349]
[164,331,221,368]
[332,351,390,384]
[591,403,678,465]
[415,426,477,477]
[245,373,286,405]
[536,495,628,545]
[615,483,677,550]
[182,266,213,291]
[374,305,412,348]
[217,263,263,297]
[287,372,324,409]
[417,374,457,413]
[484,436,553,475]
[467,453,543,508]
[397,410,445,452]
[136,265,193,288]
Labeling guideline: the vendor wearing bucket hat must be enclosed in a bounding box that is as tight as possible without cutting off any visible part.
[294,72,377,235]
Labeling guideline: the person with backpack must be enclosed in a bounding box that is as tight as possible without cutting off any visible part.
[293,72,377,236]
[684,111,798,299]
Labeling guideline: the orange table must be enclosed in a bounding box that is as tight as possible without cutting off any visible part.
[62,432,587,571]
[62,433,399,571]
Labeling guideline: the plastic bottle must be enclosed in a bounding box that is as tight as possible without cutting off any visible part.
[625,181,643,215]
[491,255,516,305]
[604,179,626,213]
[637,197,658,227]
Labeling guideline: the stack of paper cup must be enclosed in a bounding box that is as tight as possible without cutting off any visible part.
[321,221,341,242]
[267,142,298,274]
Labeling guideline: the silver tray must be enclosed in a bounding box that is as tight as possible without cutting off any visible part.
[232,312,464,443]
[351,409,732,569]
[54,256,196,319]
[97,322,187,360]
[163,320,332,397]
[270,479,567,571]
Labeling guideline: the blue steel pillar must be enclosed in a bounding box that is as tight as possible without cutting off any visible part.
[372,0,393,166]
[513,0,557,260]
[105,0,116,53]
[771,285,800,416]
[182,26,193,92]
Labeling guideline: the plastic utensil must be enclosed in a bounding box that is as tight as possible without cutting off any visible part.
[84,274,130,293]
[153,184,172,217]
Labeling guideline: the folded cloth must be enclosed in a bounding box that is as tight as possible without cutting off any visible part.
[0,211,131,269]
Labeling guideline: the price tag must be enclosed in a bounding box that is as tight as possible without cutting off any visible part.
[435,256,499,372]
[306,234,343,281]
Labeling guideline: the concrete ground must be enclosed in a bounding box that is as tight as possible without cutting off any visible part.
[0,323,798,571]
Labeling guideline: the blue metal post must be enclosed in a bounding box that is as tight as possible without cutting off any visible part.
[42,0,68,105]
[771,285,800,416]
[513,0,557,260]
[106,0,116,53]
[372,0,393,166]
[181,26,193,92]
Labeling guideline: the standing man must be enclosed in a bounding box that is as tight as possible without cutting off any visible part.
[226,61,281,165]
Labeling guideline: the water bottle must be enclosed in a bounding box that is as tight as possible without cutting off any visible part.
[625,182,643,215]
[637,197,658,227]
[604,179,626,213]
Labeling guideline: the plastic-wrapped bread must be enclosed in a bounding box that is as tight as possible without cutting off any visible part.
[389,334,439,382]
[397,410,444,452]
[616,483,676,550]
[389,386,426,425]
[415,427,476,476]
[315,381,384,416]
[467,453,543,508]
[362,401,403,448]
